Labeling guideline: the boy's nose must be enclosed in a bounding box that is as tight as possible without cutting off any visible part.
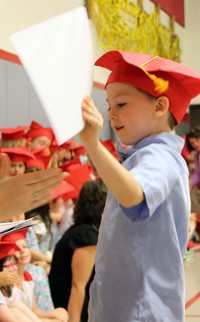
[108,110,117,121]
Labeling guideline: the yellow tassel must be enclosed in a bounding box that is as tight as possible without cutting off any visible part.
[140,56,169,94]
[141,68,169,94]
[45,147,51,155]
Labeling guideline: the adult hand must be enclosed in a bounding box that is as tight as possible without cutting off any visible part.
[79,96,103,149]
[0,153,65,221]
[0,271,22,288]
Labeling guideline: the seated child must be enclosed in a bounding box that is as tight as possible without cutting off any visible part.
[1,230,68,321]
[0,241,42,322]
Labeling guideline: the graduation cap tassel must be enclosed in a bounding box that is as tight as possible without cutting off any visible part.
[139,56,169,94]
[141,68,169,94]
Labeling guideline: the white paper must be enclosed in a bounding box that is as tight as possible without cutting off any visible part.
[0,216,40,236]
[10,6,93,144]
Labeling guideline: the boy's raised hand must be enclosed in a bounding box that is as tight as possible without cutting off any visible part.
[79,96,103,149]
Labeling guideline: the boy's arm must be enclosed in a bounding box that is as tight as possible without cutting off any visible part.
[79,97,144,208]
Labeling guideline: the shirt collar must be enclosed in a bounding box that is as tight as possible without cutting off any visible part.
[117,132,184,162]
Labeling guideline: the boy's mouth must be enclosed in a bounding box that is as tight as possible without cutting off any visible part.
[115,126,124,131]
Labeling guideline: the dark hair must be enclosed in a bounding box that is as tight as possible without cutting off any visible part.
[0,255,18,297]
[73,179,107,229]
[186,126,200,151]
[25,203,50,224]
[25,203,52,239]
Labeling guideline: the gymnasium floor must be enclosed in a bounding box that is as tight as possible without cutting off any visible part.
[185,251,200,321]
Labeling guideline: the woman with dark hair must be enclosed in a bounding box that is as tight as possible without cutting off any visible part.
[49,179,107,322]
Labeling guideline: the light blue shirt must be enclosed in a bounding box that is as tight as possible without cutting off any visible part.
[26,227,40,251]
[88,133,190,322]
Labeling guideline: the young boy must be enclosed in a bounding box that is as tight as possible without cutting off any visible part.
[79,50,200,322]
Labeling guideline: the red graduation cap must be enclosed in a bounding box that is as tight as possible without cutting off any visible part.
[0,126,28,140]
[26,121,54,141]
[95,50,200,124]
[61,139,78,150]
[60,157,81,173]
[51,180,76,201]
[26,157,45,170]
[72,145,86,156]
[65,164,91,199]
[1,147,35,163]
[50,139,78,154]
[32,147,51,168]
[50,138,59,154]
[0,242,20,260]
[1,228,28,243]
[69,142,83,158]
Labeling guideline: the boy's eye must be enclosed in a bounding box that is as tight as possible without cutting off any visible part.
[117,103,126,108]
[107,106,111,112]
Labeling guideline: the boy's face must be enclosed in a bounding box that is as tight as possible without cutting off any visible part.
[106,82,157,145]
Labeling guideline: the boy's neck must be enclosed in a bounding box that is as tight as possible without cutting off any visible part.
[150,121,172,137]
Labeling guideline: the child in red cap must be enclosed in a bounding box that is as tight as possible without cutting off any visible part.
[26,121,54,152]
[79,50,200,322]
[0,126,27,148]
[0,241,42,321]
[2,230,69,322]
[1,148,35,176]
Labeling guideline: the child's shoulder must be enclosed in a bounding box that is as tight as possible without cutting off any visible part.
[126,133,187,172]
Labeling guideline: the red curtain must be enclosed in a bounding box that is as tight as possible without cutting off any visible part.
[151,0,185,26]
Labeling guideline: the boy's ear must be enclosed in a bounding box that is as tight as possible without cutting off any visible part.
[154,96,169,119]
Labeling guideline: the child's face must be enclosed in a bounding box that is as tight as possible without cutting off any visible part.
[49,197,65,223]
[15,239,31,266]
[10,161,26,176]
[50,197,65,212]
[106,82,157,145]
[29,136,51,151]
[189,137,200,151]
[2,257,18,273]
